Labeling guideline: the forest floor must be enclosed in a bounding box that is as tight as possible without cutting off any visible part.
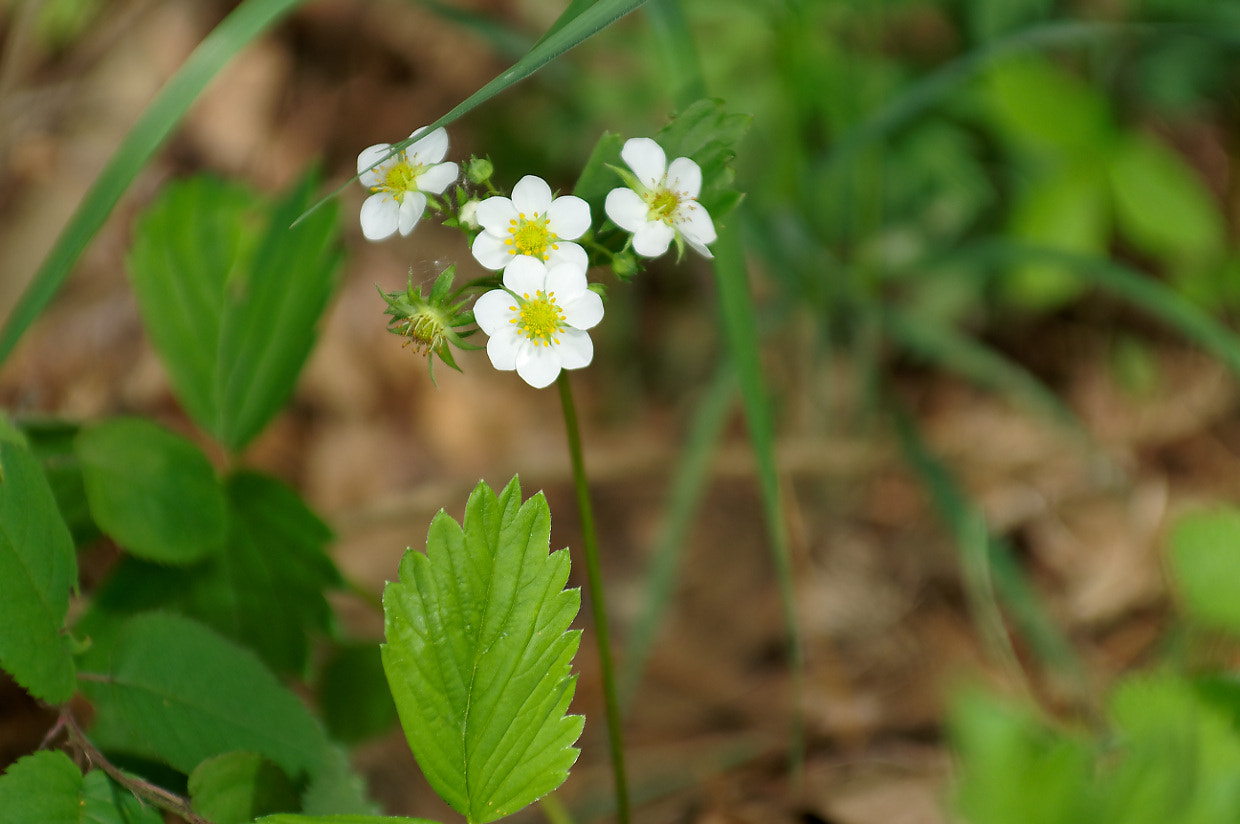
[2,2,1238,822]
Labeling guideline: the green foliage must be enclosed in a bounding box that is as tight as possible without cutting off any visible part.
[319,643,399,744]
[127,173,342,454]
[1168,508,1240,636]
[382,477,583,824]
[0,0,307,368]
[251,812,441,817]
[0,751,163,824]
[190,752,300,824]
[76,417,226,565]
[20,420,99,546]
[80,612,328,779]
[0,440,78,704]
[81,469,339,675]
[951,509,1240,824]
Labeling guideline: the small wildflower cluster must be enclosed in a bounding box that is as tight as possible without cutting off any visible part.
[358,114,731,388]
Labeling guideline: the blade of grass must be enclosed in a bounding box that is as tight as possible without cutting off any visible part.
[887,397,1088,700]
[296,0,651,226]
[644,0,806,779]
[0,0,306,369]
[619,361,734,708]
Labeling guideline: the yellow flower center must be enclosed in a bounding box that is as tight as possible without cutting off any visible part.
[377,159,423,198]
[510,290,566,346]
[647,187,681,224]
[505,213,558,260]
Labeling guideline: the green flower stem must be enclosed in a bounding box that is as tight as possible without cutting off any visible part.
[556,371,631,824]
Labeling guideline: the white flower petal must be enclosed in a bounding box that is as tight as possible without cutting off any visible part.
[621,137,667,188]
[397,192,427,235]
[359,193,398,241]
[503,256,547,297]
[475,196,517,233]
[562,289,604,331]
[486,327,521,371]
[632,220,675,257]
[407,127,448,164]
[472,289,517,335]
[545,241,588,272]
[357,143,393,177]
[471,232,514,271]
[543,262,589,300]
[683,234,715,259]
[605,188,650,233]
[556,328,594,370]
[511,175,553,216]
[666,156,703,198]
[676,202,716,246]
[418,161,458,194]
[548,195,591,240]
[515,345,562,389]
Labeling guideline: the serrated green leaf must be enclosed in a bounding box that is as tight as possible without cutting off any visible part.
[0,440,77,703]
[319,643,398,744]
[75,418,225,565]
[189,752,299,824]
[1168,508,1240,636]
[0,751,163,824]
[0,751,82,824]
[81,612,328,779]
[1109,133,1226,265]
[128,173,342,454]
[382,477,583,824]
[81,469,339,675]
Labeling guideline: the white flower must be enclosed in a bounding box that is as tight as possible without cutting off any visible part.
[472,175,591,272]
[472,256,604,389]
[358,127,459,241]
[604,137,716,259]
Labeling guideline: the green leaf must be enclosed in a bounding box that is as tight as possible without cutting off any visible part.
[0,0,306,369]
[20,420,100,546]
[0,440,77,703]
[75,418,226,565]
[251,812,441,817]
[189,752,299,824]
[1109,133,1226,265]
[382,477,583,824]
[299,744,380,816]
[1004,160,1109,309]
[572,131,625,220]
[0,751,82,824]
[0,751,164,824]
[80,612,328,779]
[127,173,342,453]
[655,99,752,221]
[82,469,338,675]
[319,643,398,744]
[1168,508,1240,636]
[983,55,1115,158]
[950,689,1096,824]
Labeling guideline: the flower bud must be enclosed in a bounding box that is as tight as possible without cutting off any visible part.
[466,156,494,185]
[611,250,639,281]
